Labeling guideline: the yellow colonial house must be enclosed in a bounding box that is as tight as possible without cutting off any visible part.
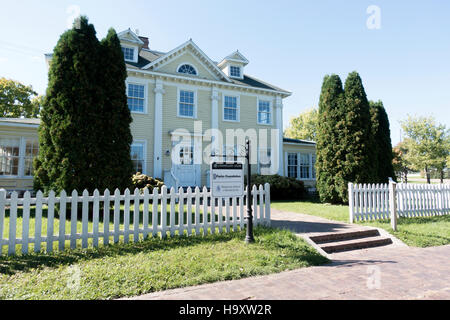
[0,29,317,193]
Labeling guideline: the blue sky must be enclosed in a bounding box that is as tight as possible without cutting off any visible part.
[1,0,449,145]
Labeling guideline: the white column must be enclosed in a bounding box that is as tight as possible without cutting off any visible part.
[153,79,165,179]
[211,87,220,156]
[275,96,284,176]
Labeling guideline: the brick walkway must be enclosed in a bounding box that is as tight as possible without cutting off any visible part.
[125,210,450,300]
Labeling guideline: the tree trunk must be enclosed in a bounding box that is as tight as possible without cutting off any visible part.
[425,166,431,184]
[441,170,444,184]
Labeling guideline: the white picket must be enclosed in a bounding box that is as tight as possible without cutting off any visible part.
[59,190,67,251]
[93,190,100,248]
[8,192,18,256]
[161,186,168,239]
[1,184,272,256]
[133,188,140,242]
[113,189,120,244]
[0,189,5,256]
[143,188,150,239]
[169,187,176,237]
[46,191,55,253]
[22,191,31,255]
[70,190,78,249]
[194,187,200,236]
[103,189,110,246]
[35,191,43,253]
[202,186,208,235]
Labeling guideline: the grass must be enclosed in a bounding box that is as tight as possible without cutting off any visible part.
[0,227,328,300]
[272,199,450,248]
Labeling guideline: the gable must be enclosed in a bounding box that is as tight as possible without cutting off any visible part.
[143,40,231,83]
[155,51,221,81]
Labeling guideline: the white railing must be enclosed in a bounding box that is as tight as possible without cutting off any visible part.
[0,184,271,256]
[349,182,450,223]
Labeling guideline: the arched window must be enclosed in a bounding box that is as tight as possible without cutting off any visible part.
[177,64,197,75]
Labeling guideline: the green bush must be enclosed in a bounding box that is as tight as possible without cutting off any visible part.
[247,174,307,201]
[132,173,164,192]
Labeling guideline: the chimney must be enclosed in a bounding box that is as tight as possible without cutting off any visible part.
[139,36,149,49]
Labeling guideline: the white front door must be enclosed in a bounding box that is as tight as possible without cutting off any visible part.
[173,144,197,187]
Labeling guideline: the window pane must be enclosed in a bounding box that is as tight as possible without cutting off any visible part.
[131,143,145,173]
[230,66,241,77]
[0,138,20,176]
[122,47,135,61]
[287,153,298,178]
[127,84,145,112]
[224,96,238,121]
[179,90,195,117]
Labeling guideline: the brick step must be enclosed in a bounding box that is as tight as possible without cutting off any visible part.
[319,236,393,254]
[309,229,380,244]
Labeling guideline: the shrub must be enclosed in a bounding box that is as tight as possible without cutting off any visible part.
[247,174,307,201]
[132,173,164,192]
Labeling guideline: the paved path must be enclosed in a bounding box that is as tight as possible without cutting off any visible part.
[125,210,450,300]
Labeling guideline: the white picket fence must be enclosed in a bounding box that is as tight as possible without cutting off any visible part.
[349,182,450,223]
[0,184,271,256]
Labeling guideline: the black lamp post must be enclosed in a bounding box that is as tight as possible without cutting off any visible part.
[245,139,255,244]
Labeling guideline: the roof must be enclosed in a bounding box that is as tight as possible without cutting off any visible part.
[283,137,316,145]
[0,118,41,127]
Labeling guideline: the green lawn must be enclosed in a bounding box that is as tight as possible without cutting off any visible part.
[0,227,328,300]
[272,200,450,248]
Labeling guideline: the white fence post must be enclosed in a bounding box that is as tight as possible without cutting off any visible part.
[0,189,6,256]
[348,183,354,223]
[389,178,398,231]
[264,183,271,227]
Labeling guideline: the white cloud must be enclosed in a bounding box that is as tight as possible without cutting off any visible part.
[0,57,7,63]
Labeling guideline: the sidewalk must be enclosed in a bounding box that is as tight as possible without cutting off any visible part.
[125,210,450,300]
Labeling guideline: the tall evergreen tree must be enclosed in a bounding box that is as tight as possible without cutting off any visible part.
[98,28,134,190]
[34,16,132,193]
[337,71,376,202]
[316,75,346,204]
[370,100,395,182]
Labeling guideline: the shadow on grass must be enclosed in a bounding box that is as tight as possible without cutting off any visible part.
[0,227,324,276]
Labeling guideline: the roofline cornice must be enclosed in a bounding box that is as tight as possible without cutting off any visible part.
[126,68,292,98]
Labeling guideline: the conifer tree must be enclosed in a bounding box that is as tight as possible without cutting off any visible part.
[98,28,134,190]
[34,17,133,193]
[370,100,395,182]
[316,75,346,204]
[337,71,376,202]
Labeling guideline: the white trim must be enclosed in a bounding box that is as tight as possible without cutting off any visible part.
[121,44,139,63]
[131,140,147,175]
[0,122,39,129]
[283,142,317,147]
[256,98,273,126]
[142,40,232,83]
[117,29,145,45]
[176,62,199,77]
[177,86,198,119]
[222,94,240,123]
[126,68,292,98]
[125,78,148,114]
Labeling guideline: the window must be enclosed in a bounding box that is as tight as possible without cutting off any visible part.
[300,153,311,179]
[224,96,238,121]
[0,138,20,176]
[24,139,39,176]
[258,100,272,125]
[230,66,241,78]
[122,47,135,61]
[179,90,195,118]
[131,143,145,173]
[177,64,197,76]
[259,149,272,175]
[179,146,194,165]
[127,83,145,113]
[287,153,298,179]
[312,154,316,179]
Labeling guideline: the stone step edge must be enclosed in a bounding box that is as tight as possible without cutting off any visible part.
[309,229,380,244]
[319,236,393,254]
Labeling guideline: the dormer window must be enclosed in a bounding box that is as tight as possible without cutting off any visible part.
[177,64,197,76]
[230,66,241,78]
[122,46,136,62]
